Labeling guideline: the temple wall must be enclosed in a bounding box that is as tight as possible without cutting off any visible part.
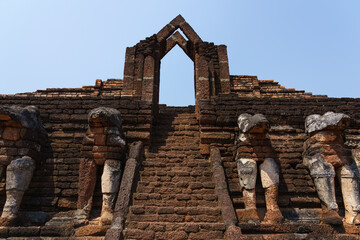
[199,94,360,220]
[0,95,152,214]
[1,14,359,239]
[1,90,359,220]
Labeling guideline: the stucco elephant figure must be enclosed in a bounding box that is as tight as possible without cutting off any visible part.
[75,107,126,226]
[0,105,47,226]
[235,113,283,224]
[303,112,360,225]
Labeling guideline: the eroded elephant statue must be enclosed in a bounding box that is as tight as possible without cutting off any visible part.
[0,105,47,226]
[74,107,126,226]
[303,112,360,225]
[235,113,283,224]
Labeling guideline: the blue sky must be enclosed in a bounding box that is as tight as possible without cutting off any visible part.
[0,1,359,106]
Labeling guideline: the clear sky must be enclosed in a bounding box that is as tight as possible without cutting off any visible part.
[0,0,359,106]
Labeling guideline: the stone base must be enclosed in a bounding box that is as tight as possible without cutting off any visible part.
[0,211,50,227]
[0,210,112,239]
[239,222,360,235]
[74,225,109,237]
[0,215,359,239]
[237,208,323,224]
[241,233,359,240]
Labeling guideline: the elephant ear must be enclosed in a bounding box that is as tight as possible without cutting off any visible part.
[237,113,269,133]
[305,112,350,134]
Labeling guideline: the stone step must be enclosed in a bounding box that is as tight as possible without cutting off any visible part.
[129,206,221,216]
[0,225,107,239]
[151,138,199,142]
[138,174,213,182]
[151,134,200,139]
[151,140,200,145]
[135,182,215,194]
[152,134,200,140]
[145,153,207,159]
[141,160,210,168]
[150,143,200,148]
[156,113,196,118]
[142,156,208,162]
[139,169,212,175]
[144,150,203,156]
[155,118,197,123]
[238,222,360,236]
[240,234,310,240]
[156,124,199,130]
[124,222,225,240]
[240,234,360,240]
[133,192,217,207]
[151,133,200,138]
[6,238,105,240]
[153,124,198,129]
[137,181,215,188]
[158,106,195,113]
[154,124,197,127]
[133,193,217,201]
[144,155,205,160]
[73,224,109,238]
[155,116,197,120]
[141,159,210,165]
[125,107,225,238]
[144,153,205,158]
[150,142,201,148]
[139,171,212,177]
[128,214,223,224]
[154,122,198,127]
[143,157,205,163]
[141,160,207,167]
[139,165,212,172]
[140,167,212,174]
[153,124,197,128]
[138,176,213,183]
[131,200,219,208]
[135,186,215,195]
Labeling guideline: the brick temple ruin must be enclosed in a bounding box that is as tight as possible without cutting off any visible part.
[0,15,359,239]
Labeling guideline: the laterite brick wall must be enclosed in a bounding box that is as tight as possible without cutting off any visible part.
[0,95,152,214]
[199,94,360,219]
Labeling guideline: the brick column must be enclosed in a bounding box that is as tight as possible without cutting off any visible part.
[134,54,144,96]
[217,45,231,94]
[195,55,210,100]
[195,54,210,116]
[141,55,155,102]
[123,47,136,92]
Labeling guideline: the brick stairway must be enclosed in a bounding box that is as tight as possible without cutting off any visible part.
[124,106,226,240]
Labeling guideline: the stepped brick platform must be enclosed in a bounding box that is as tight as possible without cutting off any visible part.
[0,15,359,239]
[124,106,226,240]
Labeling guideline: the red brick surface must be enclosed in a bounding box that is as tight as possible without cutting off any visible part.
[0,15,359,240]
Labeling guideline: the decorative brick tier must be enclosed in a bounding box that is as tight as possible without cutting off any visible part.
[231,75,327,98]
[3,79,124,98]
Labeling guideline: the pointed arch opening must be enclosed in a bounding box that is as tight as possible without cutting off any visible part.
[159,45,195,106]
[122,15,231,116]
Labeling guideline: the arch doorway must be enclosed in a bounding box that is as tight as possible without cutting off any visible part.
[122,15,231,115]
[159,44,195,106]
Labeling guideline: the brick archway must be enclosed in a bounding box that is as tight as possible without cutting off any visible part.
[122,15,230,113]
